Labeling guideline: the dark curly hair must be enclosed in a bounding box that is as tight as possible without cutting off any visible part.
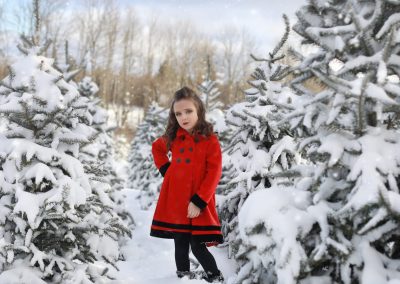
[164,86,213,149]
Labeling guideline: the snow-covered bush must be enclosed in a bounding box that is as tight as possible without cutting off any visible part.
[127,101,168,209]
[235,0,400,283]
[236,186,314,284]
[0,37,130,282]
[78,76,133,226]
[218,15,300,278]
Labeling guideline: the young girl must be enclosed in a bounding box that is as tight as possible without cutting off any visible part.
[150,86,224,283]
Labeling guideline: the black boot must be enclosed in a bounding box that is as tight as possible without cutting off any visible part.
[202,270,224,283]
[176,271,196,279]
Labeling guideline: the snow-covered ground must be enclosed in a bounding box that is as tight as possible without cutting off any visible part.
[113,188,237,284]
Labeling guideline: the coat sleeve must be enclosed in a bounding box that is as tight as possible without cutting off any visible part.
[152,136,170,177]
[190,135,222,209]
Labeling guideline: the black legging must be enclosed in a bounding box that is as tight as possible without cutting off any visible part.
[174,233,219,274]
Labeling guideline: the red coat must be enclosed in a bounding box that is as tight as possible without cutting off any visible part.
[150,127,223,245]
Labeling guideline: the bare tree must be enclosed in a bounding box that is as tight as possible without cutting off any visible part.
[143,14,162,76]
[160,20,205,86]
[102,1,121,109]
[0,0,6,52]
[73,0,113,73]
[104,2,120,71]
[0,0,8,78]
[219,26,259,103]
[119,7,141,105]
[192,37,216,83]
[175,20,200,86]
[10,0,66,45]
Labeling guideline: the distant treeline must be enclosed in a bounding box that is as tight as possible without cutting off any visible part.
[0,0,261,127]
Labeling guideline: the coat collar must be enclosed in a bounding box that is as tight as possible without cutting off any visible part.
[176,127,204,143]
[177,127,191,137]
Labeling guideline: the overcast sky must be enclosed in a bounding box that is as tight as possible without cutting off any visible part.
[6,0,307,54]
[119,0,306,52]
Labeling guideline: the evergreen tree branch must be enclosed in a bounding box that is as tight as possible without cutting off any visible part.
[311,69,353,95]
[349,5,374,56]
[38,39,52,55]
[271,14,290,58]
[357,72,372,135]
[364,0,385,31]
[382,26,396,63]
[33,0,40,46]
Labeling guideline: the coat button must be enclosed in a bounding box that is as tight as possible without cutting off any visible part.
[180,136,185,141]
[177,158,181,163]
[180,148,184,153]
[194,136,199,143]
[189,147,193,152]
[185,158,190,164]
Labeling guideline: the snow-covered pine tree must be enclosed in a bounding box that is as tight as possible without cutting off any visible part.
[55,38,132,228]
[216,152,236,196]
[54,40,133,228]
[198,56,224,113]
[196,56,235,196]
[78,76,99,99]
[217,15,299,276]
[77,76,134,227]
[237,1,400,283]
[55,41,80,85]
[0,34,130,282]
[292,0,400,282]
[197,55,229,139]
[127,101,168,209]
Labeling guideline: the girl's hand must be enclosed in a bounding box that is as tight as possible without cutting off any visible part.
[187,202,201,218]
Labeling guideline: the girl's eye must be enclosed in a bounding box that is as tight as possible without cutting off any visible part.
[186,110,193,114]
[175,113,181,117]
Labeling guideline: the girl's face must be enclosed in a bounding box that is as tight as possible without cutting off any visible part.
[173,99,199,134]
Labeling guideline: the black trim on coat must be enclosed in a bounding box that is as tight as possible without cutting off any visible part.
[152,220,220,231]
[159,162,171,177]
[190,194,207,209]
[192,233,223,244]
[150,229,223,244]
[150,229,183,239]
